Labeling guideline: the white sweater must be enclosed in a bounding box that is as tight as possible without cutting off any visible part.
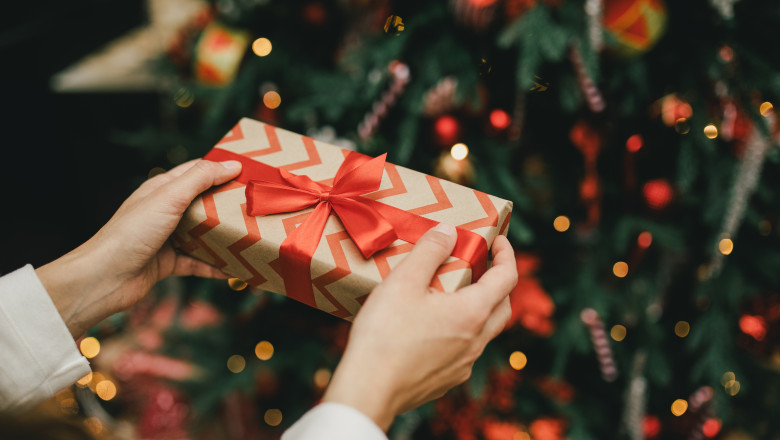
[0,265,386,440]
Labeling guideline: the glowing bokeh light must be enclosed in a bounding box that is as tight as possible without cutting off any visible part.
[227,355,246,373]
[252,38,272,56]
[553,216,570,232]
[450,143,469,161]
[509,351,528,370]
[674,321,690,338]
[80,337,101,359]
[263,91,282,109]
[228,278,248,291]
[671,399,688,416]
[95,380,117,401]
[626,134,643,153]
[264,409,283,426]
[613,261,629,278]
[637,231,653,248]
[255,340,275,360]
[704,124,718,139]
[759,101,773,117]
[489,109,511,130]
[313,368,331,389]
[718,238,734,255]
[611,325,627,341]
[702,418,722,438]
[739,314,767,341]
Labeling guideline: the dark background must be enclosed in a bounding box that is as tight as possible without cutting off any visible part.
[0,0,163,273]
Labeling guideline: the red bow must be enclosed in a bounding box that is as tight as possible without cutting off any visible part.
[246,153,398,306]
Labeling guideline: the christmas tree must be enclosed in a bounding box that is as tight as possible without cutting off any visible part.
[59,0,780,439]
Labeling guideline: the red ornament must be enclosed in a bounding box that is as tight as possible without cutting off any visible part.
[643,415,661,438]
[489,109,511,130]
[739,314,767,341]
[434,115,461,145]
[642,179,674,210]
[702,418,722,438]
[507,254,555,337]
[626,134,643,152]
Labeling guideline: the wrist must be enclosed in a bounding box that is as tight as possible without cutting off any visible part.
[36,240,119,338]
[322,354,401,431]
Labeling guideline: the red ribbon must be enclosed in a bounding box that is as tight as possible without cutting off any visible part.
[204,148,488,308]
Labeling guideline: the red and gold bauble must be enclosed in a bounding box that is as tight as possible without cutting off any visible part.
[603,0,667,56]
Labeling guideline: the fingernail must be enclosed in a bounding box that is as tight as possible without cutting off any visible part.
[222,160,242,170]
[432,223,456,236]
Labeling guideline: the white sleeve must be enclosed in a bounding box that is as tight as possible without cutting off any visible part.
[0,265,91,411]
[282,402,388,440]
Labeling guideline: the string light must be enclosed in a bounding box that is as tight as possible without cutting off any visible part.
[76,372,93,387]
[553,215,571,232]
[509,351,528,370]
[313,368,331,389]
[227,355,246,373]
[610,325,627,341]
[739,314,767,340]
[637,231,653,248]
[674,321,690,337]
[613,261,629,278]
[255,340,274,360]
[228,278,248,291]
[252,38,272,56]
[702,418,722,438]
[718,237,734,255]
[95,380,117,401]
[720,371,735,386]
[435,115,460,143]
[263,91,282,109]
[450,143,469,161]
[725,380,740,396]
[671,399,688,416]
[264,409,283,426]
[626,134,643,153]
[759,101,774,117]
[703,124,718,139]
[80,337,101,359]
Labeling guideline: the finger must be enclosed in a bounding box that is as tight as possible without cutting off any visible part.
[383,223,458,292]
[156,159,242,212]
[133,160,203,199]
[458,235,517,307]
[172,255,230,279]
[479,296,512,341]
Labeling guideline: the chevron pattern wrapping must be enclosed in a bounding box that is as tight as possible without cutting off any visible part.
[173,118,513,320]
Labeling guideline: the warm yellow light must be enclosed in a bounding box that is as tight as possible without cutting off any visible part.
[80,337,101,359]
[610,325,627,341]
[255,340,275,360]
[264,409,283,426]
[84,417,103,435]
[613,261,629,278]
[227,354,246,373]
[725,380,740,396]
[553,215,571,232]
[252,38,272,57]
[95,380,117,401]
[674,321,690,338]
[174,88,194,108]
[719,238,734,255]
[720,371,735,386]
[263,91,282,109]
[704,124,718,139]
[313,368,331,389]
[671,399,688,416]
[228,278,248,291]
[760,101,774,117]
[509,351,528,370]
[76,372,93,387]
[450,143,469,161]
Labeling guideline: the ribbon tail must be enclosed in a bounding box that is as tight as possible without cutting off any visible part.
[279,202,332,307]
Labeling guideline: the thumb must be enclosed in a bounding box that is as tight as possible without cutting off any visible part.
[158,159,242,212]
[383,223,457,292]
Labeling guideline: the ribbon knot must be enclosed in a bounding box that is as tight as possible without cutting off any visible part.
[319,191,332,203]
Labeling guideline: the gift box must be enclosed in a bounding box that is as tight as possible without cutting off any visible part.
[173,118,513,320]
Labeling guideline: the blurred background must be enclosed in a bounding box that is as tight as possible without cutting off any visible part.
[1,0,780,439]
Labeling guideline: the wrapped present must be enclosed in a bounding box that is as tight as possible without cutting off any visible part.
[173,118,513,320]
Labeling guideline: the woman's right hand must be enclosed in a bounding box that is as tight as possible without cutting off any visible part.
[323,223,518,431]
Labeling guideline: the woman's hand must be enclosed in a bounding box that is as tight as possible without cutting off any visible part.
[36,159,242,338]
[323,224,518,431]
